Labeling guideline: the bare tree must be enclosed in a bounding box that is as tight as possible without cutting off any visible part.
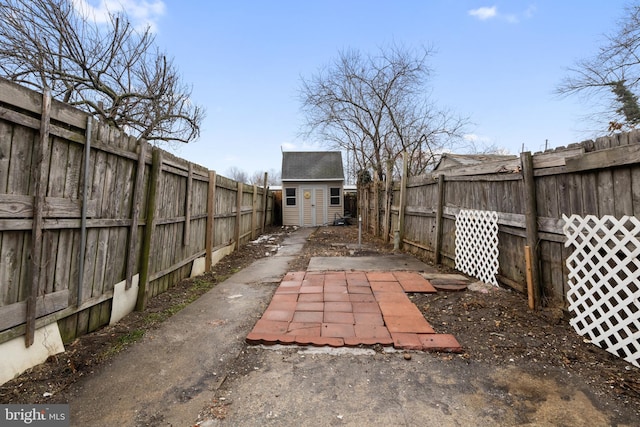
[248,169,281,186]
[266,169,282,186]
[226,166,249,184]
[248,171,265,186]
[0,0,204,145]
[556,2,640,132]
[299,44,467,180]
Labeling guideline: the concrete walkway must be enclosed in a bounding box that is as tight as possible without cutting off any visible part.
[69,228,314,426]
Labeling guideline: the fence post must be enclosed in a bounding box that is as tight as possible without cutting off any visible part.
[205,171,217,271]
[261,172,269,232]
[359,186,365,231]
[251,184,258,240]
[137,148,162,311]
[356,185,363,230]
[521,151,542,309]
[235,182,243,249]
[77,118,93,303]
[26,88,51,347]
[373,178,380,237]
[364,184,371,232]
[383,160,392,242]
[125,140,147,290]
[183,163,192,246]
[397,152,408,249]
[434,173,445,264]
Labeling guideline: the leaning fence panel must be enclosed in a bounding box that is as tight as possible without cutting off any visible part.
[563,214,640,368]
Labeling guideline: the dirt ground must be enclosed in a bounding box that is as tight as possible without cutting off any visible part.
[1,224,639,416]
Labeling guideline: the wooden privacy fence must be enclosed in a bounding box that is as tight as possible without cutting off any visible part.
[0,78,274,347]
[360,131,640,308]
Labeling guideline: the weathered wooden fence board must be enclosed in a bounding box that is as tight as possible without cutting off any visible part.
[360,137,640,308]
[0,77,276,346]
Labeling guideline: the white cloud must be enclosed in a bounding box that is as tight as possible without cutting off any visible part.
[463,133,479,142]
[468,6,497,21]
[463,133,492,144]
[72,0,165,32]
[524,4,537,19]
[468,4,536,24]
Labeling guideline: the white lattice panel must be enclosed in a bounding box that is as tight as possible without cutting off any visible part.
[455,209,499,286]
[563,214,640,368]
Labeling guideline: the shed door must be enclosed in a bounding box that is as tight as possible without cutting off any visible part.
[300,186,326,226]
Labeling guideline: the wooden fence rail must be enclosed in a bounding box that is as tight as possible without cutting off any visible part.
[0,78,275,347]
[360,131,640,308]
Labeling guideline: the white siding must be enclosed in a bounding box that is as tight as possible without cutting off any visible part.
[282,184,300,226]
[282,181,343,226]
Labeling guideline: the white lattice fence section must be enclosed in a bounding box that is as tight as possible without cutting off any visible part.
[563,214,640,368]
[455,209,499,286]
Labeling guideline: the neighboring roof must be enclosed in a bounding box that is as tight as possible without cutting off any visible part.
[281,151,344,181]
[433,153,518,171]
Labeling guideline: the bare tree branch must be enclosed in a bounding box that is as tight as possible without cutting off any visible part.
[0,0,205,145]
[556,2,640,132]
[299,44,468,180]
[226,166,249,184]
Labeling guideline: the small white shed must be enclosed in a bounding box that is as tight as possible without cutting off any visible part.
[281,151,344,227]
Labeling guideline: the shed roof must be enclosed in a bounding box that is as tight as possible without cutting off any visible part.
[281,151,344,181]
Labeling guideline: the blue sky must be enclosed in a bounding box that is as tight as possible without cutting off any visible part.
[82,1,631,178]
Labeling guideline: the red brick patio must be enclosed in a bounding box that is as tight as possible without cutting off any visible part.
[246,271,462,352]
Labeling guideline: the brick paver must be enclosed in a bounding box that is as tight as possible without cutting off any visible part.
[247,271,462,353]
